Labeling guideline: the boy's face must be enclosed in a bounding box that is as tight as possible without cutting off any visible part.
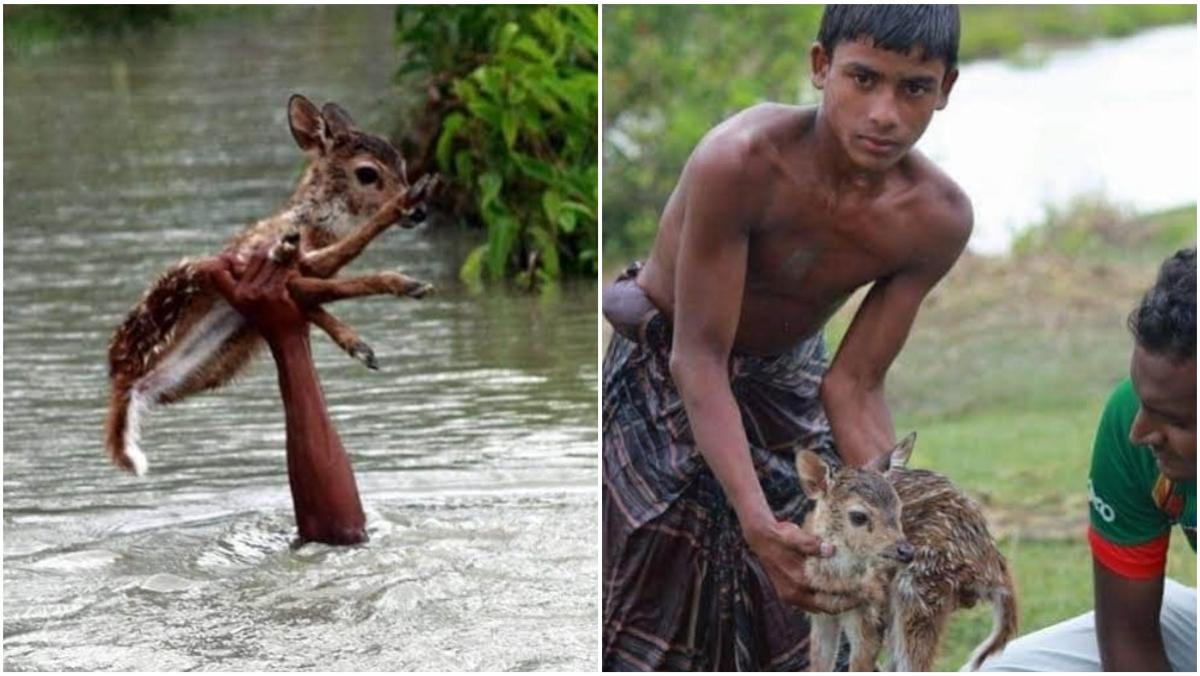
[811,38,957,172]
[1129,344,1197,481]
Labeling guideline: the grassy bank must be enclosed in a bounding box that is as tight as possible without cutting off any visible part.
[961,4,1196,60]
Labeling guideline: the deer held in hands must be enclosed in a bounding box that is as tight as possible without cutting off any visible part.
[106,94,438,477]
[795,433,1018,672]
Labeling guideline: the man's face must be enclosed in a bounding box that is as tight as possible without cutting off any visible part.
[1129,344,1197,481]
[810,38,957,172]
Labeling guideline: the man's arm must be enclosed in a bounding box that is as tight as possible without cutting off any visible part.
[1093,561,1170,670]
[822,196,971,467]
[209,250,367,545]
[1087,380,1174,669]
[669,139,837,611]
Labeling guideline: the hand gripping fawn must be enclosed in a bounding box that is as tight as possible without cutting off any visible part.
[106,94,437,476]
[796,433,1018,671]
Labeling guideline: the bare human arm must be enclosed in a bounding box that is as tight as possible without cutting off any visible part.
[821,195,971,468]
[208,249,367,545]
[668,139,840,612]
[1093,560,1171,671]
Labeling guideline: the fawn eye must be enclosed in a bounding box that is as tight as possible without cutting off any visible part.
[354,166,380,186]
[849,511,869,527]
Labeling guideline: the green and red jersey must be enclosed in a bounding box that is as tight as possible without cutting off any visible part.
[1088,378,1196,579]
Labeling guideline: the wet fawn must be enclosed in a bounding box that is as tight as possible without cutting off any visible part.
[106,94,437,476]
[795,433,1017,671]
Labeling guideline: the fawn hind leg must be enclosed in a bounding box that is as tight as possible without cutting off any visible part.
[890,604,951,672]
[289,272,434,306]
[307,306,378,370]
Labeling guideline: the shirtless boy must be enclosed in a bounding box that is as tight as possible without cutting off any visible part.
[603,6,970,670]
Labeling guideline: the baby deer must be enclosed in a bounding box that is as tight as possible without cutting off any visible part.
[796,433,1017,672]
[106,94,437,476]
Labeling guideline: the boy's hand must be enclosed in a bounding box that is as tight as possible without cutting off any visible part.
[744,518,855,613]
[206,246,308,345]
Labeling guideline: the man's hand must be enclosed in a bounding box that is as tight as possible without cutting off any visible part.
[206,246,308,346]
[744,518,855,613]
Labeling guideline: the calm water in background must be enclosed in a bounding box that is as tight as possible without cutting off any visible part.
[917,25,1197,254]
[3,7,597,671]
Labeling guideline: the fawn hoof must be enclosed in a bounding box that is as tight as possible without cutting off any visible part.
[406,281,435,299]
[410,173,437,200]
[350,341,379,371]
[269,233,300,266]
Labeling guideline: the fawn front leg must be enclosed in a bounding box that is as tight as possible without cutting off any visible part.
[807,614,843,672]
[288,272,434,307]
[306,306,378,370]
[845,607,886,672]
[300,174,437,279]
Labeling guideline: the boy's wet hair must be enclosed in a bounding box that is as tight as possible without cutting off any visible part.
[818,5,961,71]
[1129,248,1196,360]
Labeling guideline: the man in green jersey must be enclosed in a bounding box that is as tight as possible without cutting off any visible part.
[977,248,1195,671]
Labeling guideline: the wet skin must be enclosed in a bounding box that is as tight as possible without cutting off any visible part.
[630,39,971,610]
[209,249,367,546]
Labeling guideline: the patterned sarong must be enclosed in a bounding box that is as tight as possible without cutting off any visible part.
[603,263,839,671]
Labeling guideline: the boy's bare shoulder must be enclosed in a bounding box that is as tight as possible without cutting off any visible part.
[905,150,973,252]
[687,103,813,183]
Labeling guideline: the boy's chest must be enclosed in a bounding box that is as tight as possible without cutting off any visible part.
[746,199,916,300]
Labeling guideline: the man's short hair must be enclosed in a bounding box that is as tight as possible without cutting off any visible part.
[1129,248,1196,361]
[818,5,961,71]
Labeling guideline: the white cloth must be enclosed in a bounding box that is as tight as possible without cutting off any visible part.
[969,578,1195,672]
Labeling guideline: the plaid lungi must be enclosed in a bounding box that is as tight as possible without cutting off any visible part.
[602,263,838,671]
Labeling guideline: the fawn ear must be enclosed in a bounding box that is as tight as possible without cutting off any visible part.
[289,94,327,154]
[320,102,358,143]
[888,432,917,470]
[867,432,917,473]
[795,450,831,497]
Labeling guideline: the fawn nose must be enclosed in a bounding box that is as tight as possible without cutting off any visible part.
[895,541,914,563]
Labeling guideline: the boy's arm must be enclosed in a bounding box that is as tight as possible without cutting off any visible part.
[822,197,971,467]
[670,141,838,611]
[208,250,367,545]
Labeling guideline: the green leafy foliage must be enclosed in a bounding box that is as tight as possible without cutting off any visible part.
[395,5,597,290]
[603,5,1196,261]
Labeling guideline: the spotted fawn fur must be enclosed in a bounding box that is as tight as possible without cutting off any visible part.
[796,433,1018,671]
[106,94,437,476]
